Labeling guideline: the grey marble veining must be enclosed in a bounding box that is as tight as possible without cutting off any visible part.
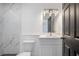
[0,3,22,55]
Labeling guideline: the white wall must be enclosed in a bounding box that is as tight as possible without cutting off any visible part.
[54,11,62,36]
[21,3,62,35]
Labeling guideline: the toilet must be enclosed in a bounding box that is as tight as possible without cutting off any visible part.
[17,40,35,56]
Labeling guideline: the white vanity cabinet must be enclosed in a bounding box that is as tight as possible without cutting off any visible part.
[35,37,62,56]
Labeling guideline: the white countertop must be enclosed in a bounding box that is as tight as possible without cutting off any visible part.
[39,33,62,39]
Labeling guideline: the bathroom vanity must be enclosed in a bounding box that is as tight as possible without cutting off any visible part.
[34,34,62,56]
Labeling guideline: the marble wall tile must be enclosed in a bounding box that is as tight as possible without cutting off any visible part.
[0,3,22,55]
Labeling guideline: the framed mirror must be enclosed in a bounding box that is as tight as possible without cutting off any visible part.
[42,9,59,33]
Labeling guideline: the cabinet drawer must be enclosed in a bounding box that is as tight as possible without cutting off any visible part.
[39,38,62,45]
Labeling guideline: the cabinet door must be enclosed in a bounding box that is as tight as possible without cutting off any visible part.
[70,4,75,37]
[76,4,79,38]
[64,6,70,35]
